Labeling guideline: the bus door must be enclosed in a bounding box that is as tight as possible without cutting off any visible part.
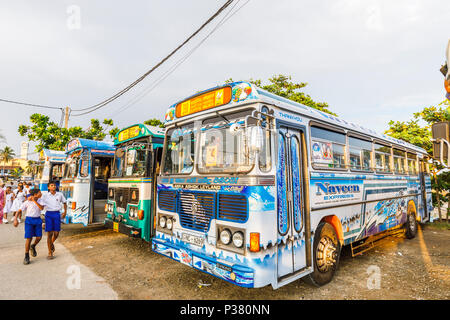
[419,158,429,222]
[150,146,163,237]
[277,126,310,279]
[89,156,112,224]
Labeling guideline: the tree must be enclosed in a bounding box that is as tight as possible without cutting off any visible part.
[25,160,38,179]
[144,118,164,128]
[385,100,450,216]
[18,113,119,152]
[0,146,15,177]
[226,74,336,116]
[10,168,23,179]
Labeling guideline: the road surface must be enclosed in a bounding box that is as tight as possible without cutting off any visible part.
[0,221,117,300]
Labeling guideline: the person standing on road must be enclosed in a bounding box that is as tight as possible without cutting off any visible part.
[41,181,67,259]
[10,184,25,223]
[13,188,44,265]
[0,184,4,224]
[3,186,14,224]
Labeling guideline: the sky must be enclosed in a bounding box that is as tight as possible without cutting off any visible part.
[0,0,448,160]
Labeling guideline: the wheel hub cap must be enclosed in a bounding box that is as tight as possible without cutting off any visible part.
[316,236,337,273]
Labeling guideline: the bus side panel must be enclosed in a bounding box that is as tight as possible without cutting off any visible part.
[309,173,422,245]
[67,181,91,226]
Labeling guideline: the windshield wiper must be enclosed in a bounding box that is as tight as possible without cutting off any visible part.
[215,111,230,124]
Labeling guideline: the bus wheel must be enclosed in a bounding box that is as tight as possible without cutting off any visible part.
[305,222,341,287]
[404,211,417,239]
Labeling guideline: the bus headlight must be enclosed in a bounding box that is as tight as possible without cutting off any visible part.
[166,218,173,230]
[159,216,167,228]
[232,231,244,248]
[220,229,232,245]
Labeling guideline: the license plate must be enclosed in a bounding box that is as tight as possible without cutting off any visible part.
[117,207,125,214]
[113,222,119,232]
[182,233,204,247]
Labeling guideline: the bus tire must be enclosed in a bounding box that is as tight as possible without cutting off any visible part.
[305,222,341,287]
[404,211,417,239]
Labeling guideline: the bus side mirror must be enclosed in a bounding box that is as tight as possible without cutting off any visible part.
[250,126,264,152]
[432,121,450,166]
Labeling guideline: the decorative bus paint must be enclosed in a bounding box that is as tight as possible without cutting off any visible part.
[152,81,434,289]
[38,149,66,191]
[59,138,115,226]
[104,124,165,242]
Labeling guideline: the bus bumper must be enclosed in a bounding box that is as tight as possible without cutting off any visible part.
[151,237,255,288]
[104,218,141,238]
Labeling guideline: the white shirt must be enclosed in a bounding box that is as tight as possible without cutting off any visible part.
[41,192,67,212]
[20,199,44,218]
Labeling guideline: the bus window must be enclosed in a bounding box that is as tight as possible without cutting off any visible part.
[198,122,257,174]
[51,164,64,181]
[407,152,418,175]
[374,143,392,173]
[393,149,406,174]
[310,126,346,169]
[259,126,272,172]
[349,136,372,171]
[80,158,89,177]
[163,125,195,174]
[65,157,79,179]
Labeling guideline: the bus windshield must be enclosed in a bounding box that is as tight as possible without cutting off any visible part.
[198,122,257,174]
[163,111,271,175]
[64,156,79,179]
[113,144,148,177]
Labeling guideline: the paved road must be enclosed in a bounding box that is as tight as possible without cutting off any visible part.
[0,221,117,300]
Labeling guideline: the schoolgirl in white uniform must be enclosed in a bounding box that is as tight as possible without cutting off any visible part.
[3,186,14,224]
[11,185,26,223]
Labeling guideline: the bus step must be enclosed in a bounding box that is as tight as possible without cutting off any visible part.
[350,227,406,257]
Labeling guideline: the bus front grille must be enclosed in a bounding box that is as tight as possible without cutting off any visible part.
[158,190,177,212]
[218,194,248,222]
[178,191,215,232]
[113,188,140,209]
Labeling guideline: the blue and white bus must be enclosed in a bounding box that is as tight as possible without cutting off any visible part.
[152,81,433,289]
[60,138,115,226]
[38,149,66,191]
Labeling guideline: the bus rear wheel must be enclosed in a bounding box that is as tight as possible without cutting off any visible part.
[305,222,341,287]
[405,211,417,239]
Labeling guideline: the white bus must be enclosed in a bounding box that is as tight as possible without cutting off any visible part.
[152,81,433,289]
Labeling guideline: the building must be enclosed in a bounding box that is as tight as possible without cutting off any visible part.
[0,141,30,178]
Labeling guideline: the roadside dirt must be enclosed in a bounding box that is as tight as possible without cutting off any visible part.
[59,223,450,300]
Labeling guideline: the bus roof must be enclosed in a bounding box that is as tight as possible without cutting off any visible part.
[164,81,428,155]
[65,138,115,154]
[113,123,165,146]
[42,149,66,163]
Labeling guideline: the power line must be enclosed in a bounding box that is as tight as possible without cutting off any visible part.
[0,98,62,110]
[70,0,235,117]
[108,0,250,119]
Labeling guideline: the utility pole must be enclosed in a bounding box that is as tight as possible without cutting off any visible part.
[64,106,70,129]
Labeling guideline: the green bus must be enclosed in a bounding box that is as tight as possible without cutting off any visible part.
[104,124,165,241]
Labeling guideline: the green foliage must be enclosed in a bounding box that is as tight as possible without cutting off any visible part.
[226,74,336,116]
[0,146,15,163]
[10,168,23,179]
[18,114,119,152]
[144,118,165,128]
[385,100,450,207]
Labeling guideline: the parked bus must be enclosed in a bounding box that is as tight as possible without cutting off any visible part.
[104,124,165,242]
[59,138,115,226]
[152,81,433,289]
[38,149,66,191]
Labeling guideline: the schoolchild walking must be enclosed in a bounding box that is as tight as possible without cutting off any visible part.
[41,181,67,259]
[13,188,44,265]
[3,186,14,224]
